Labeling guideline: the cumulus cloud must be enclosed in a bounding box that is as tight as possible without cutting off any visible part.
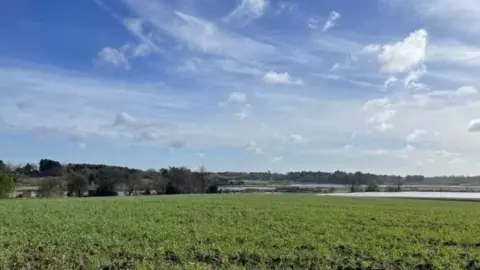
[365,29,428,74]
[364,97,395,132]
[406,129,427,142]
[94,41,153,70]
[455,86,478,97]
[404,66,429,91]
[467,119,480,132]
[223,0,268,23]
[367,110,396,124]
[367,110,396,132]
[263,71,303,85]
[94,47,130,70]
[323,11,341,32]
[375,122,394,132]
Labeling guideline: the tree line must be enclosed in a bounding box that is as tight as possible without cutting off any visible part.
[0,158,478,198]
[0,159,217,198]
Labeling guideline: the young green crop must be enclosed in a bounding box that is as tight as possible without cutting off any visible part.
[1,194,480,269]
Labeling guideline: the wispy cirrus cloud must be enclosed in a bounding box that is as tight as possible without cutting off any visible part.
[6,0,480,175]
[223,0,268,24]
[323,11,341,32]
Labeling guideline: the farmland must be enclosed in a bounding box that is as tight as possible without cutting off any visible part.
[1,195,480,269]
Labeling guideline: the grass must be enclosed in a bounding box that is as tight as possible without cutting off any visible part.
[1,194,480,269]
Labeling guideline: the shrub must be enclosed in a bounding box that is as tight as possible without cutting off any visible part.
[165,182,179,195]
[143,186,152,196]
[67,174,89,197]
[206,184,219,194]
[0,172,14,198]
[365,182,380,192]
[37,177,65,198]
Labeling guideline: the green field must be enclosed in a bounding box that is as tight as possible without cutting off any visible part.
[1,195,480,269]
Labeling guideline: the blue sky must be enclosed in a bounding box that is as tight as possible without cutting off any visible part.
[2,0,480,176]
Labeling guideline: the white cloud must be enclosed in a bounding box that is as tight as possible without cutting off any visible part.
[275,2,296,15]
[235,104,253,120]
[366,29,428,74]
[272,156,283,162]
[307,18,320,30]
[223,0,268,23]
[78,143,87,149]
[94,47,130,70]
[373,149,388,156]
[436,150,458,158]
[131,43,153,57]
[123,18,163,55]
[413,85,478,104]
[406,129,427,142]
[404,66,428,91]
[375,122,393,132]
[383,76,398,90]
[114,112,137,127]
[120,0,276,61]
[405,144,416,151]
[344,144,354,149]
[315,73,380,88]
[263,71,303,85]
[228,92,247,103]
[365,97,396,132]
[289,134,306,144]
[330,63,340,71]
[196,152,205,158]
[10,0,480,176]
[245,141,262,154]
[367,110,396,124]
[455,86,478,97]
[390,0,480,36]
[467,119,480,133]
[363,44,381,54]
[428,42,480,67]
[363,97,390,111]
[323,11,341,32]
[174,11,276,59]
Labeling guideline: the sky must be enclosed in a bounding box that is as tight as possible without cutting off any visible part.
[2,0,480,176]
